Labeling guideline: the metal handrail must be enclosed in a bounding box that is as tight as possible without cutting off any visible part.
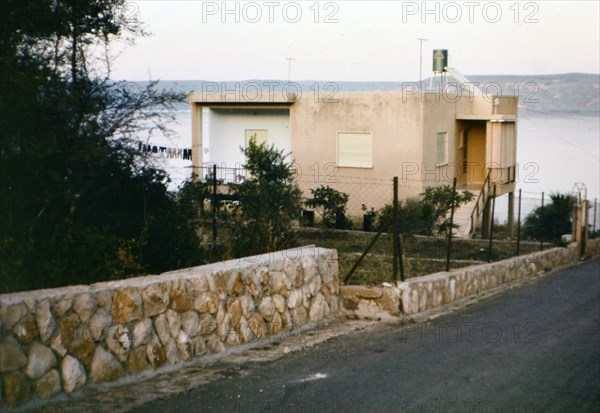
[468,169,492,236]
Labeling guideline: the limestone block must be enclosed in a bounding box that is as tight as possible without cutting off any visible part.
[89,346,124,383]
[142,283,170,317]
[153,313,171,346]
[36,299,57,343]
[67,324,95,360]
[198,314,217,337]
[61,355,86,394]
[214,271,228,295]
[34,369,61,399]
[176,331,192,361]
[237,317,253,343]
[106,325,131,363]
[239,294,255,318]
[2,371,30,406]
[0,302,28,325]
[258,268,271,296]
[112,288,143,324]
[146,336,166,369]
[217,313,231,341]
[95,290,113,312]
[207,335,225,353]
[191,272,214,295]
[25,342,56,380]
[269,312,283,336]
[224,330,240,346]
[272,294,286,314]
[301,256,317,284]
[49,331,67,357]
[258,297,275,319]
[245,273,263,301]
[54,296,73,318]
[89,309,112,342]
[271,271,291,297]
[164,338,180,364]
[73,294,96,323]
[287,289,303,309]
[0,336,27,372]
[290,306,308,327]
[170,279,192,312]
[180,311,200,338]
[127,346,150,374]
[228,299,243,327]
[191,336,206,357]
[248,313,266,339]
[165,309,181,339]
[131,318,153,348]
[13,314,38,344]
[227,271,245,296]
[309,293,330,322]
[194,292,219,314]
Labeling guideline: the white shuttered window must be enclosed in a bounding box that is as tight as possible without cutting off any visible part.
[337,132,373,168]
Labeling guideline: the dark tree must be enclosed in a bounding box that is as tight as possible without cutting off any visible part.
[524,193,574,242]
[0,1,203,292]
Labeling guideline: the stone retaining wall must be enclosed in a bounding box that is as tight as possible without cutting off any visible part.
[341,240,600,319]
[0,246,338,408]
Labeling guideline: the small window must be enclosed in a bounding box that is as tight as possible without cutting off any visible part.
[337,132,373,168]
[245,129,268,147]
[436,132,448,166]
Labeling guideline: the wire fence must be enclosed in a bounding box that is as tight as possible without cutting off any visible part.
[189,165,596,285]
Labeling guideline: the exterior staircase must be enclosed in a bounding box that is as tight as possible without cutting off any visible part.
[452,190,480,238]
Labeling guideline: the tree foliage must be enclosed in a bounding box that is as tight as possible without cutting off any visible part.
[375,186,473,236]
[524,193,574,241]
[231,139,302,257]
[0,1,203,292]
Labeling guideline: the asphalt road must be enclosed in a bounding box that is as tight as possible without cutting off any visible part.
[128,258,600,413]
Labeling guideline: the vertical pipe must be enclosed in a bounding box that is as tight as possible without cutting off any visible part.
[446,177,457,272]
[393,177,399,281]
[593,198,597,237]
[212,164,218,253]
[488,185,497,262]
[516,189,522,256]
[540,192,544,251]
[399,233,405,282]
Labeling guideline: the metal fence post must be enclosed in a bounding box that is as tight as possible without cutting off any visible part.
[393,177,399,281]
[516,188,522,256]
[488,184,497,263]
[539,192,544,251]
[593,198,597,237]
[445,177,457,272]
[212,164,218,256]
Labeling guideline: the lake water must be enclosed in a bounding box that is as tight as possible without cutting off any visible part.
[153,108,600,227]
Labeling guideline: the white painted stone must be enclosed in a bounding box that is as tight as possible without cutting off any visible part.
[309,293,329,322]
[176,331,192,361]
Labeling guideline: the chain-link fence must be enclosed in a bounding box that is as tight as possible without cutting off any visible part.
[187,165,594,285]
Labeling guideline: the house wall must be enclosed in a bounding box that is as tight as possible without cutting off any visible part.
[207,109,291,171]
[290,92,425,213]
[421,93,461,188]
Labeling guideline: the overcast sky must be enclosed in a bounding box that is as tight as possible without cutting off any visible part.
[110,0,600,81]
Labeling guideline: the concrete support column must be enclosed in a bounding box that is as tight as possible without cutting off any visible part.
[191,104,202,178]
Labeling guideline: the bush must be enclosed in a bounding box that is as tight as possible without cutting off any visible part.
[305,185,353,229]
[231,139,302,257]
